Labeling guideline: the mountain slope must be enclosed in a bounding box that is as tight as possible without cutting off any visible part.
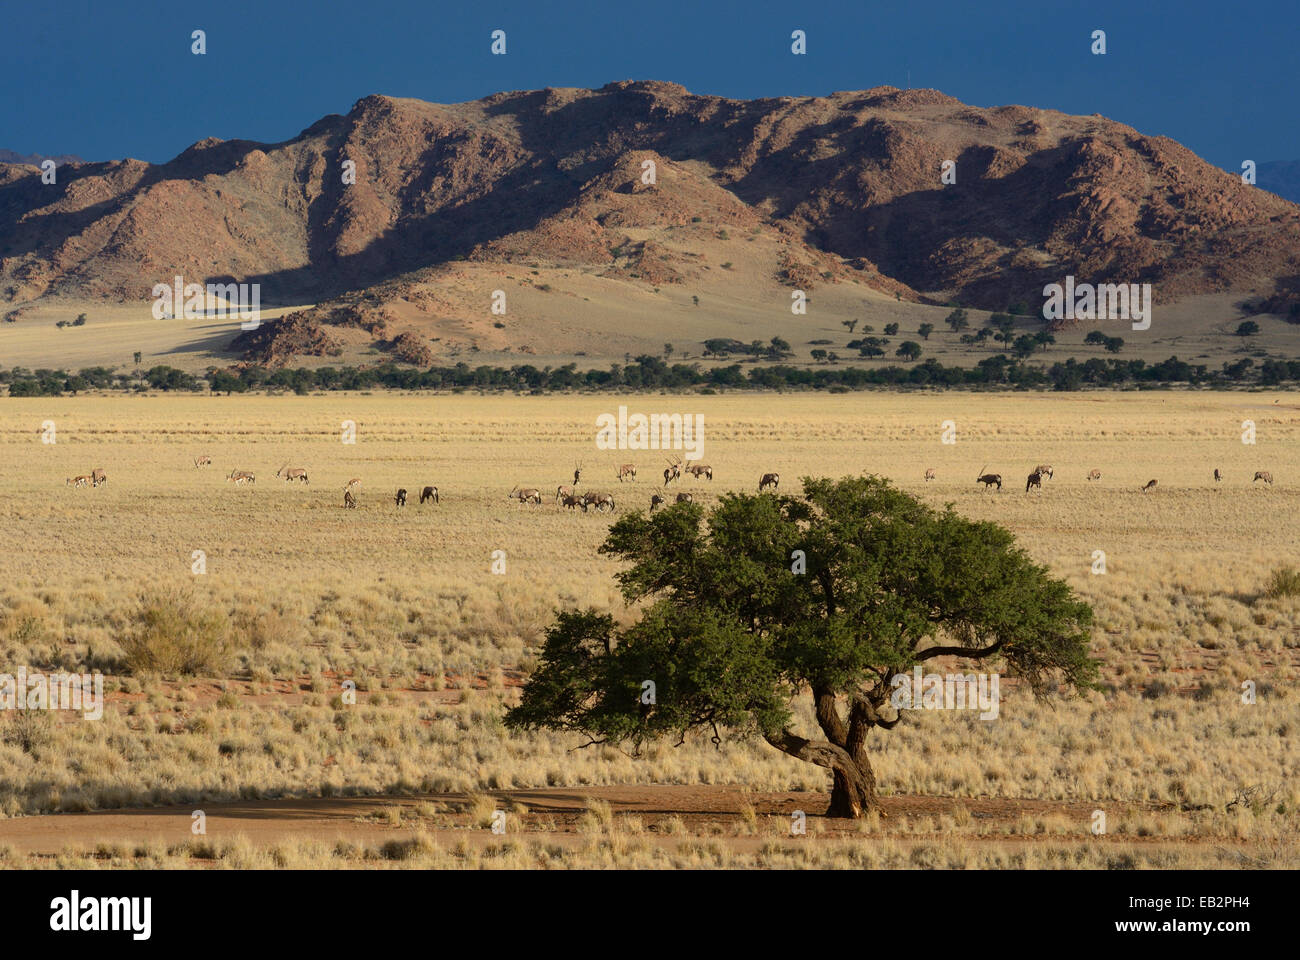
[2,81,1298,366]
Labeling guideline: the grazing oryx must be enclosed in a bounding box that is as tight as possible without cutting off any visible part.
[1214,469,1223,483]
[1033,464,1054,480]
[685,463,713,481]
[419,485,439,504]
[395,488,407,507]
[1254,471,1273,485]
[66,475,91,487]
[346,478,361,491]
[1141,479,1158,493]
[650,494,665,512]
[91,468,106,487]
[585,492,616,513]
[663,456,682,486]
[227,470,255,484]
[759,472,780,491]
[561,493,588,511]
[194,455,212,469]
[976,467,1002,491]
[617,463,637,482]
[1026,471,1043,492]
[277,465,309,484]
[509,485,542,504]
[675,492,693,504]
[1087,469,1102,481]
[924,468,936,481]
[343,489,356,509]
[557,461,583,502]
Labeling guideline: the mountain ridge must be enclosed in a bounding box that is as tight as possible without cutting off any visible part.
[3,81,1298,365]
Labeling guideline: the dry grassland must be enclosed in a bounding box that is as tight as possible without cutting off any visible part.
[0,391,1296,868]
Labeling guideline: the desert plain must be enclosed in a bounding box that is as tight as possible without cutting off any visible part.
[0,390,1295,868]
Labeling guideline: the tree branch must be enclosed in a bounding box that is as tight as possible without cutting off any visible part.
[917,639,1004,661]
[762,728,856,773]
[813,685,848,747]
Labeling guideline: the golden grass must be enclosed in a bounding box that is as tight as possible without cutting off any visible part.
[0,391,1296,867]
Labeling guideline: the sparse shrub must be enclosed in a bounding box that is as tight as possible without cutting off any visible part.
[1264,565,1300,599]
[378,832,435,861]
[120,589,232,677]
[233,605,298,651]
[465,794,499,829]
[6,613,46,647]
[1,708,54,754]
[1141,679,1171,700]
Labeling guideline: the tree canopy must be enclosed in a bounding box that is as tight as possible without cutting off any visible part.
[504,476,1099,817]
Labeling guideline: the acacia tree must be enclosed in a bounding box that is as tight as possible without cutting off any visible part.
[506,476,1097,818]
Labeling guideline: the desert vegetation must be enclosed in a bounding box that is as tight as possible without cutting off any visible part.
[0,392,1296,867]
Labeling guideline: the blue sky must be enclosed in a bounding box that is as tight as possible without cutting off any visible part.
[5,0,1297,168]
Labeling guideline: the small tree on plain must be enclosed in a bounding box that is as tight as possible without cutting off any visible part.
[506,477,1097,818]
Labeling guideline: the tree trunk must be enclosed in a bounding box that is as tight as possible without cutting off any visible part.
[826,754,878,818]
[762,727,880,819]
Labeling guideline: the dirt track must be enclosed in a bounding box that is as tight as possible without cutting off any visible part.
[0,785,1245,859]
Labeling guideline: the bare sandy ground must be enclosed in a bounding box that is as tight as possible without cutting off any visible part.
[0,786,1257,860]
[3,282,1289,375]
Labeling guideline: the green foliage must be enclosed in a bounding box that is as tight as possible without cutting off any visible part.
[1236,320,1261,336]
[507,477,1098,757]
[944,307,969,332]
[1265,565,1300,598]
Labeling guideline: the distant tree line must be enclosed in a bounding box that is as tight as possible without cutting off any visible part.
[5,353,1300,397]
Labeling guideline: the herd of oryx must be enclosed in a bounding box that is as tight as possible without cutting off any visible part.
[63,451,1277,511]
[510,456,734,514]
[929,463,1277,493]
[194,457,441,510]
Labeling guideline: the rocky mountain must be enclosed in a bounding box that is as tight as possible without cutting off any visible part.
[0,149,83,167]
[3,81,1297,364]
